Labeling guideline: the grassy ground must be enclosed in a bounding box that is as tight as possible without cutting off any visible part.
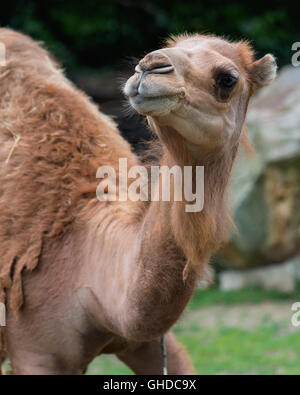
[87,287,300,375]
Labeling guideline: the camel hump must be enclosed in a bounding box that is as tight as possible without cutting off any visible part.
[0,28,59,75]
[0,28,41,50]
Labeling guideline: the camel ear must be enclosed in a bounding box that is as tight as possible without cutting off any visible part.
[249,54,277,88]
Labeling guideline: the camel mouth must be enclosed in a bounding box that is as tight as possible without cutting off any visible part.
[124,64,186,116]
[128,93,180,116]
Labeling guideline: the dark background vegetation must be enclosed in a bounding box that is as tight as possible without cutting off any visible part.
[0,0,297,73]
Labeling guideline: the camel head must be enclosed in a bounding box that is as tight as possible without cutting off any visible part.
[124,34,277,152]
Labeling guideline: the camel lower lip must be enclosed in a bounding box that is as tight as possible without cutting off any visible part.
[129,95,178,115]
[129,94,177,106]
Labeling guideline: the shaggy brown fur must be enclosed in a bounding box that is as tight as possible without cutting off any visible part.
[0,29,276,374]
[0,28,138,358]
[0,31,135,294]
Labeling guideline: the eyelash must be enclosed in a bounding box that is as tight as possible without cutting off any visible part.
[218,74,238,88]
[219,74,237,89]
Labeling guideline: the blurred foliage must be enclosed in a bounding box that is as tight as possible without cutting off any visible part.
[0,0,297,72]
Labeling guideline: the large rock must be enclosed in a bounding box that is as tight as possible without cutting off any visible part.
[217,66,300,268]
[219,256,300,293]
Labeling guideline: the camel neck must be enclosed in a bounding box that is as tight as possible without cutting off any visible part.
[115,127,237,340]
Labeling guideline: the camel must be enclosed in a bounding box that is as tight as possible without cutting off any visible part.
[0,28,276,374]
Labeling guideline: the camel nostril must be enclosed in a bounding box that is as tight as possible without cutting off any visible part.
[135,63,174,74]
[149,65,174,74]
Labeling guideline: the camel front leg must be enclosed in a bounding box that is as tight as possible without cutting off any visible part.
[117,331,195,375]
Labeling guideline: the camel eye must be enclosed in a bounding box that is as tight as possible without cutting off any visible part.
[218,74,238,89]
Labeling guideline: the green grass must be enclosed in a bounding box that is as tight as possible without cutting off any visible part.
[176,324,300,375]
[188,286,295,310]
[87,287,300,375]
